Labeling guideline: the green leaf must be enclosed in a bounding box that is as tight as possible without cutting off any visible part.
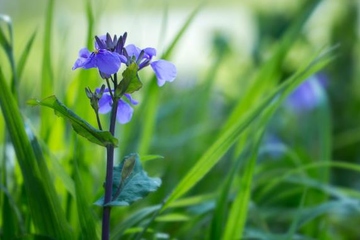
[27,95,118,147]
[117,62,142,96]
[95,153,161,206]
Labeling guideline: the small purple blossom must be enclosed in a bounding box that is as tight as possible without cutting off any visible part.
[74,32,177,125]
[72,48,121,75]
[285,73,327,112]
[97,88,138,124]
[123,44,177,87]
[72,33,127,76]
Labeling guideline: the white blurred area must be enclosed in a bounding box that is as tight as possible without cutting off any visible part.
[0,0,257,87]
[0,0,349,92]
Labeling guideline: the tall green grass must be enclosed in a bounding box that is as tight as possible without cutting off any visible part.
[1,0,360,240]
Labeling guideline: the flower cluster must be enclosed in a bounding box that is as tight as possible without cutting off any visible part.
[72,32,176,86]
[72,32,177,124]
[97,88,138,124]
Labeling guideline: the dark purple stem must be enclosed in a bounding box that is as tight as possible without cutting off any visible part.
[102,74,118,240]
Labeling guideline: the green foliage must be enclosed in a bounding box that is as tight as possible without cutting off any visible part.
[0,70,73,239]
[95,154,161,206]
[27,95,118,147]
[116,62,142,96]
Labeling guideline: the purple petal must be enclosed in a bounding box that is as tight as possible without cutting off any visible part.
[98,93,112,114]
[116,99,134,124]
[79,48,92,58]
[95,35,107,49]
[119,54,128,64]
[143,47,156,59]
[124,93,139,105]
[72,48,95,70]
[125,44,141,59]
[95,49,121,75]
[99,71,111,79]
[286,76,324,111]
[150,60,177,87]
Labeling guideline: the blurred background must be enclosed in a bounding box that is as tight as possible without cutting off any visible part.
[1,0,360,239]
[1,0,358,187]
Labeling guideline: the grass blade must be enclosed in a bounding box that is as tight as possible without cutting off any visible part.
[135,5,202,155]
[161,47,334,211]
[40,0,55,141]
[0,69,73,239]
[222,130,264,239]
[209,147,245,240]
[16,30,37,81]
[73,142,99,239]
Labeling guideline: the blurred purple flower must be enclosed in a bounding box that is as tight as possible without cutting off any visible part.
[97,88,138,124]
[285,73,327,111]
[123,44,177,87]
[260,134,286,160]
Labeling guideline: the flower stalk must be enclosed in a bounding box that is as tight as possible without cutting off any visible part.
[102,73,119,240]
[72,32,177,240]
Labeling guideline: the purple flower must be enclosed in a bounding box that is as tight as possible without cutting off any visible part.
[123,44,177,87]
[285,73,327,112]
[72,48,121,75]
[97,88,138,124]
[72,33,127,76]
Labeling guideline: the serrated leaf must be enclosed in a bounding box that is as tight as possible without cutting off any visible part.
[95,153,161,206]
[27,95,118,147]
[116,62,142,96]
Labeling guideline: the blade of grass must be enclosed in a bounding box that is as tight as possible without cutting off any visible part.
[161,47,334,211]
[222,129,264,239]
[231,1,323,162]
[224,0,322,133]
[0,15,18,97]
[111,205,161,240]
[221,51,330,238]
[209,145,246,240]
[286,188,308,240]
[256,161,360,202]
[1,183,23,238]
[40,0,55,141]
[85,0,96,49]
[112,194,213,239]
[73,140,99,239]
[135,5,202,155]
[16,30,37,81]
[0,69,73,239]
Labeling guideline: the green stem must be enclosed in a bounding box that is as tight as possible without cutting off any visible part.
[95,111,103,131]
[102,73,118,240]
[106,77,114,100]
